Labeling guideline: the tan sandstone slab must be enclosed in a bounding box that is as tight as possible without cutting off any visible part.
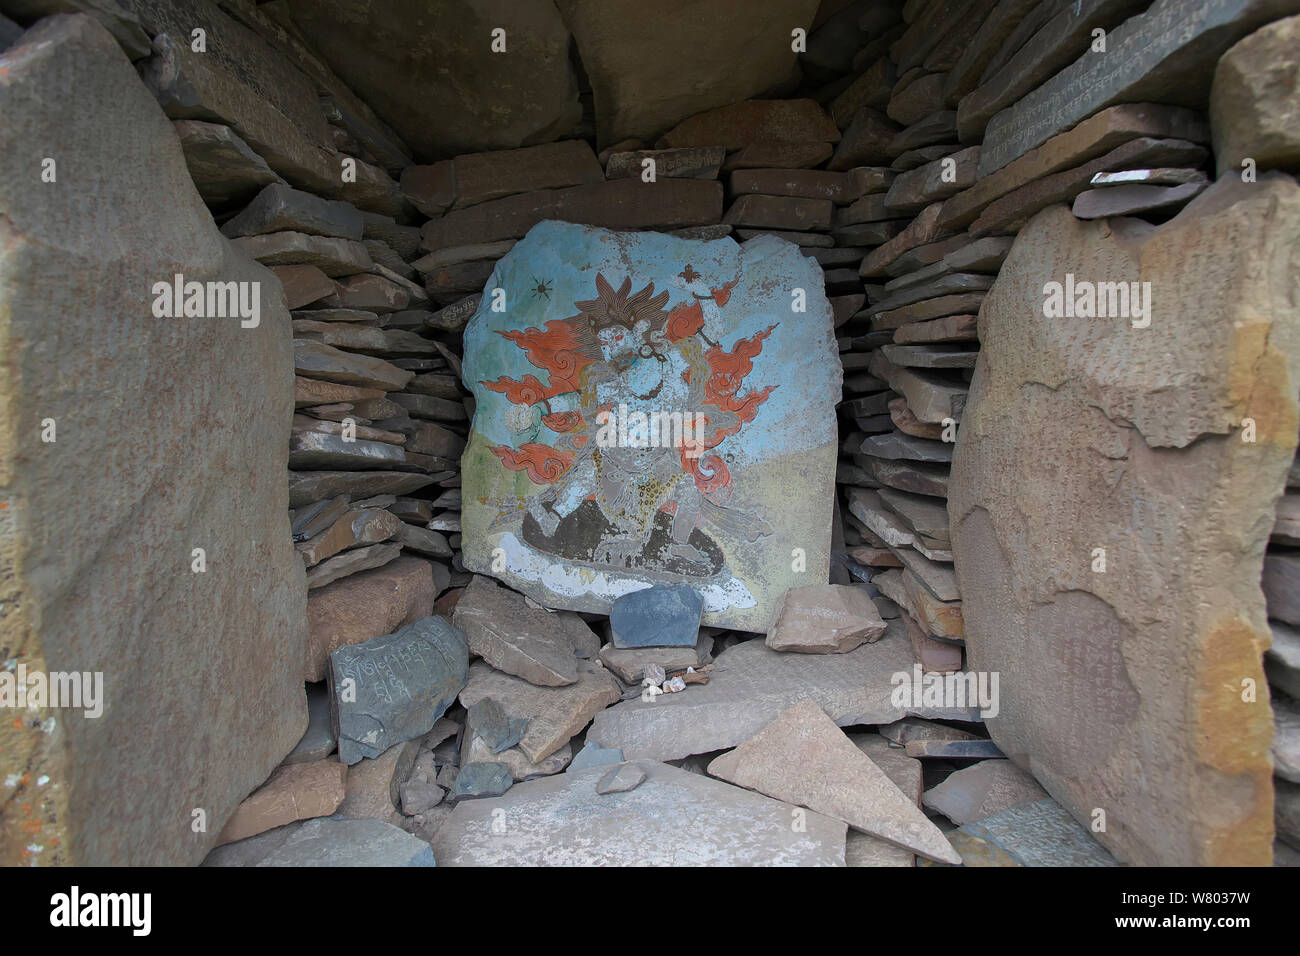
[766,583,887,654]
[216,759,347,845]
[708,700,961,864]
[948,177,1300,866]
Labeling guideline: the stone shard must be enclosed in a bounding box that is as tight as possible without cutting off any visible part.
[452,576,595,686]
[203,816,435,867]
[460,221,841,631]
[765,583,887,654]
[587,619,983,761]
[459,659,621,763]
[978,0,1300,176]
[595,762,647,794]
[1210,15,1300,175]
[216,760,348,845]
[221,183,363,241]
[598,634,714,683]
[287,0,580,159]
[707,700,961,864]
[430,759,846,865]
[294,339,413,390]
[0,14,306,866]
[233,232,373,276]
[948,179,1300,866]
[607,147,726,181]
[330,615,469,764]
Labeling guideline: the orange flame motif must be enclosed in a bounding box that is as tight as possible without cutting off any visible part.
[491,443,575,484]
[485,318,593,403]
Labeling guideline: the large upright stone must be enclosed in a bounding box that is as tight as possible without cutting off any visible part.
[0,15,306,865]
[948,178,1300,866]
[978,0,1300,175]
[460,222,841,631]
[560,2,820,147]
[286,0,580,159]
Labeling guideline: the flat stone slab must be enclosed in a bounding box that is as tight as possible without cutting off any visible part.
[1072,181,1207,219]
[221,182,363,240]
[288,471,436,508]
[452,576,596,685]
[459,659,622,764]
[765,583,887,654]
[330,616,469,764]
[707,700,961,864]
[923,759,1049,825]
[598,633,713,683]
[460,221,841,632]
[216,759,347,845]
[949,799,1118,867]
[430,760,847,866]
[203,817,435,867]
[596,762,648,794]
[587,620,983,761]
[610,583,703,648]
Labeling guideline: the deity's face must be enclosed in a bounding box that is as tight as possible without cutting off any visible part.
[598,324,635,362]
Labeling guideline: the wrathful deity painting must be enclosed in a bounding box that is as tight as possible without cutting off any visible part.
[460,221,842,631]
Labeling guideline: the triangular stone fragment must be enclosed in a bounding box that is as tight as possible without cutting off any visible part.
[706,699,961,864]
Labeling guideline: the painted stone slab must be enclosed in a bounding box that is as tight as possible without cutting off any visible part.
[461,221,841,631]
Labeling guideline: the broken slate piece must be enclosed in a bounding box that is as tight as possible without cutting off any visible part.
[330,615,469,764]
[452,575,590,685]
[905,739,1005,759]
[567,741,625,773]
[610,583,703,648]
[923,759,1049,826]
[466,697,528,754]
[707,699,962,864]
[450,762,514,801]
[765,583,887,654]
[596,762,648,794]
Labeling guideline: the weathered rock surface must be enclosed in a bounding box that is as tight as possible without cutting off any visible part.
[946,798,1118,867]
[922,759,1049,826]
[949,179,1300,866]
[172,119,286,212]
[306,556,437,681]
[588,620,982,761]
[1210,15,1300,175]
[287,0,580,159]
[203,816,435,867]
[221,183,363,241]
[216,760,348,845]
[707,700,961,864]
[459,659,621,763]
[430,759,846,865]
[461,222,841,631]
[452,576,594,685]
[331,616,469,764]
[0,14,306,866]
[765,583,887,654]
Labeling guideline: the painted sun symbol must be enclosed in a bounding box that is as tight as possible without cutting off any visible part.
[530,276,552,300]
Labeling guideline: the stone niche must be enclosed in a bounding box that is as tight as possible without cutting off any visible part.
[0,15,306,865]
[949,175,1300,866]
[460,221,841,632]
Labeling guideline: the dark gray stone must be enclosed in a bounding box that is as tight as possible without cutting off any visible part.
[330,615,469,764]
[450,762,514,801]
[567,741,625,773]
[284,681,337,764]
[610,584,704,648]
[466,697,528,754]
[221,183,363,240]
